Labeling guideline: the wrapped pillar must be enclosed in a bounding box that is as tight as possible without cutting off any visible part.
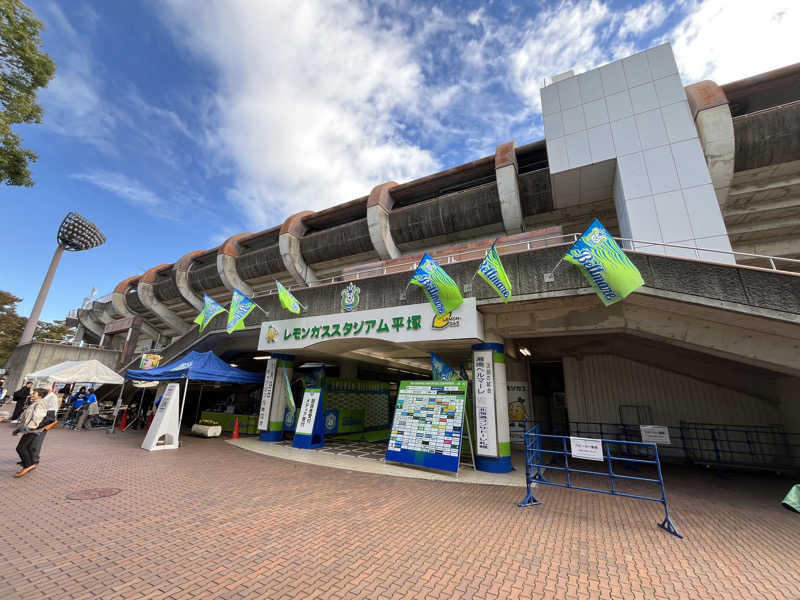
[257,354,294,441]
[471,342,512,473]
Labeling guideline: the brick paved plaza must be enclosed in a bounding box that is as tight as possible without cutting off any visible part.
[1,428,797,599]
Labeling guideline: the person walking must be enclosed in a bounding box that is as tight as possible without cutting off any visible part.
[12,387,49,477]
[29,391,59,466]
[10,382,33,423]
[76,388,98,430]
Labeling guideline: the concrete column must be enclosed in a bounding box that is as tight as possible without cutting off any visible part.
[173,250,205,312]
[18,246,64,346]
[279,211,317,285]
[77,308,104,340]
[73,324,85,346]
[471,341,512,473]
[112,276,141,319]
[685,81,735,209]
[367,182,401,260]
[217,232,254,296]
[259,355,294,441]
[495,142,524,233]
[137,265,189,335]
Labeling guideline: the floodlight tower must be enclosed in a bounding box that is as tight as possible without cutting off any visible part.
[17,212,106,346]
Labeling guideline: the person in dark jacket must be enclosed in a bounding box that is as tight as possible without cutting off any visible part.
[10,382,33,423]
[13,387,49,477]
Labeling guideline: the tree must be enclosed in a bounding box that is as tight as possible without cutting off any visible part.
[0,0,56,186]
[0,290,75,366]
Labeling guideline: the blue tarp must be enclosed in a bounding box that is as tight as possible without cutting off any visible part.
[125,351,262,384]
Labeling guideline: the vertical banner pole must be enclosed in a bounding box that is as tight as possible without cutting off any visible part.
[107,383,126,436]
[179,377,189,424]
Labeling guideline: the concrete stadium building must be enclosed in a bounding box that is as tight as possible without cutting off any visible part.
[8,44,800,474]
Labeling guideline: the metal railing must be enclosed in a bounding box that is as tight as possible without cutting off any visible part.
[516,420,800,476]
[518,424,682,538]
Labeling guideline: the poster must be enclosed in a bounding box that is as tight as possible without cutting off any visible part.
[386,380,467,473]
[257,359,278,431]
[295,387,321,435]
[507,380,531,443]
[570,436,604,461]
[640,425,671,445]
[139,353,162,370]
[472,350,497,457]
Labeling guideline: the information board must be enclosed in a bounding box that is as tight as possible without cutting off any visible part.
[473,350,497,457]
[385,380,468,473]
[570,436,604,461]
[640,425,671,445]
[257,359,278,431]
[295,387,322,435]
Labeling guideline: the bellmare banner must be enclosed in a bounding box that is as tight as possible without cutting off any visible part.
[431,353,460,381]
[477,242,512,302]
[564,219,644,306]
[275,279,301,314]
[227,289,256,333]
[409,253,463,316]
[194,294,225,332]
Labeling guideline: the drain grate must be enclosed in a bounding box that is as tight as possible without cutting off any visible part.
[66,488,121,501]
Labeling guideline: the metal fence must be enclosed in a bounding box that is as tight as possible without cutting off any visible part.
[512,420,800,476]
[518,424,682,538]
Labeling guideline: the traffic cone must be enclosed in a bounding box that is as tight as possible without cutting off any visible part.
[118,410,127,430]
[232,417,240,439]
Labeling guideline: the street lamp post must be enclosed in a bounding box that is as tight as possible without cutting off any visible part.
[18,212,106,346]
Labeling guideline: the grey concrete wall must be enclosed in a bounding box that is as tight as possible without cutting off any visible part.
[4,342,121,392]
[734,102,800,172]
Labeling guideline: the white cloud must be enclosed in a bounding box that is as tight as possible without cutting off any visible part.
[71,170,162,208]
[159,0,440,228]
[619,1,668,38]
[668,0,800,84]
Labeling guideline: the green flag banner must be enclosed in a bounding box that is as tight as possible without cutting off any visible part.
[194,294,225,332]
[409,253,463,316]
[275,279,301,314]
[226,288,256,334]
[564,219,644,306]
[476,242,512,302]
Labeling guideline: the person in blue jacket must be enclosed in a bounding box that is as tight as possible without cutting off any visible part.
[76,388,98,430]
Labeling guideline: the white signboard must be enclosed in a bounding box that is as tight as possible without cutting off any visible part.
[570,436,604,461]
[257,359,278,431]
[295,387,321,435]
[142,383,181,452]
[473,349,497,457]
[258,298,483,351]
[640,425,671,445]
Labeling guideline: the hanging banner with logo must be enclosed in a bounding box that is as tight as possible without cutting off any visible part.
[473,350,497,457]
[431,353,460,381]
[194,294,226,332]
[258,298,482,351]
[476,242,512,302]
[409,253,463,316]
[257,359,278,431]
[227,288,256,333]
[564,219,644,306]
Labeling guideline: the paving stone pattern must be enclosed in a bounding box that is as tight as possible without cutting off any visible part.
[0,428,797,599]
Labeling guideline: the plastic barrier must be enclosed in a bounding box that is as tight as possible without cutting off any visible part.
[518,424,682,538]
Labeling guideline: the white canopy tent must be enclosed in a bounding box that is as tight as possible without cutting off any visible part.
[25,360,124,385]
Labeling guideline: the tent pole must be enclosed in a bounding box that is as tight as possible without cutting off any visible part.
[179,377,189,424]
[107,383,126,436]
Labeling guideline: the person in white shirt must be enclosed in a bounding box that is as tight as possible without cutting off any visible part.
[13,388,49,477]
[29,391,60,467]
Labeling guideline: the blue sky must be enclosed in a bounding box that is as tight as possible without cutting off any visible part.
[2,0,798,323]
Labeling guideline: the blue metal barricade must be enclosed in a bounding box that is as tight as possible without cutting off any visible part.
[518,425,682,538]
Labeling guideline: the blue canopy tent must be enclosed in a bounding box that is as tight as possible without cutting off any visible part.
[116,351,263,428]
